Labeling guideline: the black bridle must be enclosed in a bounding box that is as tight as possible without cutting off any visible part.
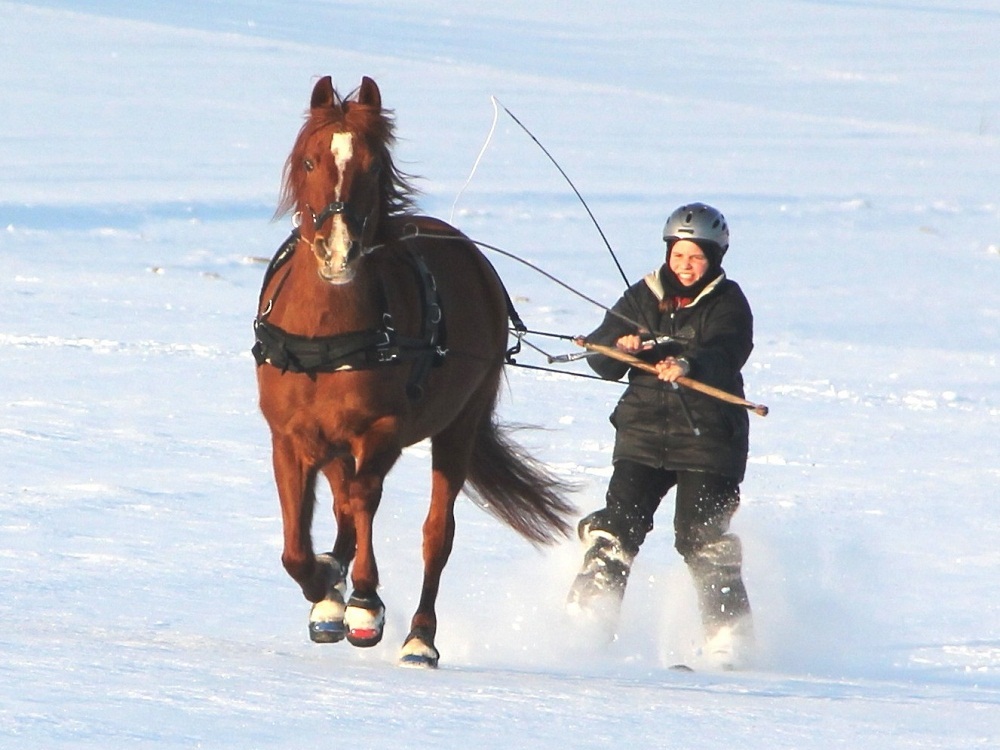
[295,200,366,234]
[293,199,376,262]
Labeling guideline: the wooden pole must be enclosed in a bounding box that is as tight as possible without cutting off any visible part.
[577,340,769,417]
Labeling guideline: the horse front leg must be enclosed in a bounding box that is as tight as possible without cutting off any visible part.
[271,435,332,606]
[341,459,394,649]
[306,460,357,644]
[327,459,358,571]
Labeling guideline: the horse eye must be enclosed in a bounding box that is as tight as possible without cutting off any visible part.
[303,158,315,172]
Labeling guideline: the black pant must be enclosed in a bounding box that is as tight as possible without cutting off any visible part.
[581,460,751,629]
[584,459,741,559]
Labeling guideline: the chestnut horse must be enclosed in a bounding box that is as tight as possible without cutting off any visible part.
[254,75,574,667]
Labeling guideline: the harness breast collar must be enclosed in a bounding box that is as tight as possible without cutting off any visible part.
[252,230,446,399]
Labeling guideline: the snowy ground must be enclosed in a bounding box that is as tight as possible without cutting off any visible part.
[1,1,999,748]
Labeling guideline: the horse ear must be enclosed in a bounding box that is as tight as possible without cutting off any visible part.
[311,76,336,109]
[357,76,382,111]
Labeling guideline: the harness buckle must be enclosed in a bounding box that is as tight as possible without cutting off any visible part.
[505,328,525,364]
[374,327,397,363]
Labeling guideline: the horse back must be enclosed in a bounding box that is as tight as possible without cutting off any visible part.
[382,215,509,356]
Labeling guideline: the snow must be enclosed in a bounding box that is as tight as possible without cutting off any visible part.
[1,0,999,747]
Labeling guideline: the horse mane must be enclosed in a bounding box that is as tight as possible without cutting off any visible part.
[276,86,419,231]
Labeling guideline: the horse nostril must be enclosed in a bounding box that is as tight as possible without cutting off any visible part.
[314,237,332,261]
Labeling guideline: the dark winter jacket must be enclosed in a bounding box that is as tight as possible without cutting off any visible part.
[587,268,753,480]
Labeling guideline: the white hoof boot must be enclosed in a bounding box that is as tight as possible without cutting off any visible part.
[308,553,349,643]
[309,596,347,643]
[399,628,439,668]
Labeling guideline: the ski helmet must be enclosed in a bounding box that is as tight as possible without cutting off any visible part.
[662,203,730,258]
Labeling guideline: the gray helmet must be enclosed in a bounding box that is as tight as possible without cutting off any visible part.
[662,203,730,256]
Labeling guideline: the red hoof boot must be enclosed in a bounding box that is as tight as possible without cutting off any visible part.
[344,593,386,648]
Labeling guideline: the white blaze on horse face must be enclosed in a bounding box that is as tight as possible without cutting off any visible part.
[330,131,353,194]
[320,131,355,283]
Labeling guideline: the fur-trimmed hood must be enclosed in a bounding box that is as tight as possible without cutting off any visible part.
[643,267,727,307]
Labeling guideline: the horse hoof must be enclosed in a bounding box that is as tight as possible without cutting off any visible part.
[344,593,385,648]
[309,597,346,644]
[309,619,347,644]
[399,654,438,668]
[398,629,439,668]
[347,628,383,648]
[398,649,439,669]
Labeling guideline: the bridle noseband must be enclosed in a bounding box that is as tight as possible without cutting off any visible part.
[292,201,377,278]
[313,201,347,227]
[294,199,376,258]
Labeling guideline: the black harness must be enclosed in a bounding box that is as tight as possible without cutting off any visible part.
[252,230,446,399]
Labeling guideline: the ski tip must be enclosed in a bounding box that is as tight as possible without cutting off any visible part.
[668,663,695,672]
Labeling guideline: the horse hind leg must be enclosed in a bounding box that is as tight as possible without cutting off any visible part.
[399,408,483,668]
[399,464,457,668]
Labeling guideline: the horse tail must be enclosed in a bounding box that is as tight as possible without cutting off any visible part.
[465,393,577,546]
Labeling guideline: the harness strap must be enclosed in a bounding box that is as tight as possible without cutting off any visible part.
[395,250,445,399]
[252,228,527,392]
[256,230,299,315]
[252,235,446,397]
[394,223,529,365]
[252,319,397,373]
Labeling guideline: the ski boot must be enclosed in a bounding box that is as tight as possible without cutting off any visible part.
[566,525,633,636]
[699,617,755,671]
[688,533,754,670]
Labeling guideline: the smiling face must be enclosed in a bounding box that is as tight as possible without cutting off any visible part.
[667,239,710,287]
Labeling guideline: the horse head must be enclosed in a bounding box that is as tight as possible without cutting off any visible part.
[278,76,415,284]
